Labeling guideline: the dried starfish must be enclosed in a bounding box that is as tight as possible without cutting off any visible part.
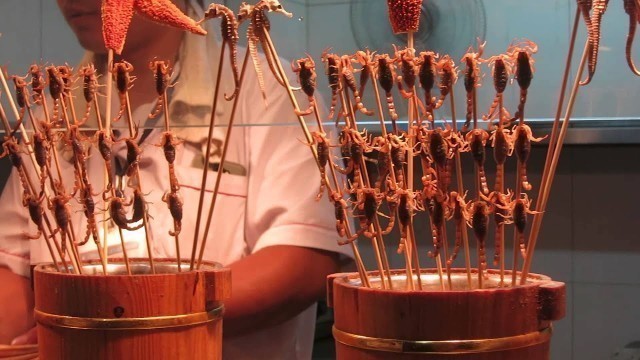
[102,0,207,54]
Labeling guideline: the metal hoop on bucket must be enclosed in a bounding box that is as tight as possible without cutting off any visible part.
[332,326,552,354]
[35,305,224,330]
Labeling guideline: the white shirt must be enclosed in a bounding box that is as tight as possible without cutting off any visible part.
[0,15,350,360]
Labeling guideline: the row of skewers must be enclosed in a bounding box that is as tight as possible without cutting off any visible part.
[288,39,546,290]
[0,0,300,275]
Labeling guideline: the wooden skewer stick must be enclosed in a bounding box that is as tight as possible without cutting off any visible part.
[497,95,505,286]
[0,101,65,273]
[521,37,589,285]
[447,81,472,289]
[190,40,228,271]
[122,91,155,274]
[196,50,250,270]
[340,81,394,290]
[310,105,370,288]
[0,69,77,272]
[519,9,582,284]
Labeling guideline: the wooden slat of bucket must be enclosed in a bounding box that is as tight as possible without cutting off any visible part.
[34,259,230,360]
[0,344,39,358]
[328,269,566,360]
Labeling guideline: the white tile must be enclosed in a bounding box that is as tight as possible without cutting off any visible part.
[573,283,640,360]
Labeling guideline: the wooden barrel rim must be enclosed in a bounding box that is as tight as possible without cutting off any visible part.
[332,325,552,354]
[34,305,224,330]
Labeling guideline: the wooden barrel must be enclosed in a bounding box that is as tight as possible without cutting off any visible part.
[33,258,231,360]
[327,269,565,360]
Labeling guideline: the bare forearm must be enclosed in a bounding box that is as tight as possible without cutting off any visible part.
[0,267,34,344]
[223,246,340,337]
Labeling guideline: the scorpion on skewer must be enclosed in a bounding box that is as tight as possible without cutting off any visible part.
[29,64,46,105]
[334,127,372,187]
[371,135,392,191]
[482,190,513,266]
[322,50,341,120]
[301,131,331,200]
[464,128,490,194]
[243,0,293,106]
[388,133,409,187]
[155,131,183,193]
[124,137,143,186]
[427,190,448,258]
[483,53,513,122]
[80,64,101,124]
[22,191,46,240]
[1,134,32,193]
[95,129,116,195]
[200,3,240,100]
[508,39,538,123]
[163,191,183,236]
[106,190,144,232]
[460,40,485,130]
[376,54,399,122]
[386,183,423,254]
[433,55,458,110]
[111,60,135,122]
[490,126,513,192]
[468,200,492,277]
[127,188,152,224]
[75,182,101,247]
[510,193,540,259]
[418,51,439,122]
[341,55,374,117]
[354,50,375,108]
[48,182,74,253]
[12,75,30,122]
[419,127,461,194]
[347,186,385,239]
[446,191,469,266]
[292,55,317,116]
[513,123,545,191]
[46,65,66,123]
[395,46,419,99]
[331,191,353,245]
[148,60,173,119]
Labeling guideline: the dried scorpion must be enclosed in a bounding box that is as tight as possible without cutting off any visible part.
[354,50,375,106]
[243,0,293,105]
[446,191,469,266]
[292,55,317,116]
[107,190,143,232]
[95,129,116,194]
[371,136,392,190]
[334,127,371,186]
[386,183,422,254]
[513,123,545,191]
[482,190,513,266]
[200,3,240,100]
[348,186,385,239]
[465,129,490,194]
[75,182,101,247]
[1,135,31,193]
[301,131,331,200]
[341,55,374,117]
[418,51,439,121]
[111,60,135,122]
[23,191,46,240]
[12,75,30,122]
[490,127,513,192]
[376,54,399,121]
[148,60,172,118]
[468,200,492,275]
[322,50,341,120]
[624,0,640,76]
[581,0,610,85]
[48,182,74,253]
[510,193,539,259]
[124,137,142,183]
[508,39,538,122]
[331,191,353,244]
[46,66,66,123]
[433,55,458,110]
[420,127,459,194]
[394,46,419,99]
[427,190,448,258]
[29,64,46,105]
[155,131,183,192]
[80,64,100,124]
[483,54,512,122]
[460,40,485,130]
[162,190,183,236]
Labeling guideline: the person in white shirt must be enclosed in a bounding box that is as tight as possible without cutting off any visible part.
[0,0,351,358]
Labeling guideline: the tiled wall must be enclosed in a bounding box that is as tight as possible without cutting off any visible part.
[1,1,640,359]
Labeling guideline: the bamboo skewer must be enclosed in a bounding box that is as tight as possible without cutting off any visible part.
[196,50,250,270]
[190,40,227,271]
[447,84,472,289]
[310,105,370,288]
[521,38,589,284]
[497,95,505,286]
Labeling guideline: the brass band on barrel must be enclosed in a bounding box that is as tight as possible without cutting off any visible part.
[35,306,224,330]
[332,326,552,354]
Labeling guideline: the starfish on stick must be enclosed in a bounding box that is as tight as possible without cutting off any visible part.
[102,0,207,54]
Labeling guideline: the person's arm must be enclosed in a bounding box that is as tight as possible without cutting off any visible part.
[223,245,339,337]
[0,267,34,344]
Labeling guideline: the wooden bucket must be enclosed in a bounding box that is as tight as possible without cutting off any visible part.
[327,269,565,360]
[33,258,231,360]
